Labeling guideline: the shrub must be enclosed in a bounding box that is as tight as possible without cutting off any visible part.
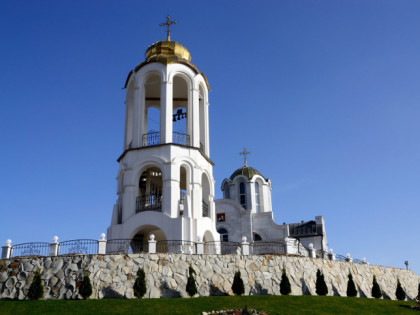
[346,272,357,297]
[371,275,382,299]
[134,268,147,298]
[79,272,93,299]
[186,265,198,297]
[232,270,245,296]
[395,278,406,301]
[315,269,328,296]
[28,268,44,300]
[280,265,291,295]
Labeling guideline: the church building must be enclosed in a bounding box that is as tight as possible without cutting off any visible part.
[107,17,328,256]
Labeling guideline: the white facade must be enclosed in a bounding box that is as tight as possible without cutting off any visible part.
[215,166,328,254]
[107,38,328,256]
[107,41,219,245]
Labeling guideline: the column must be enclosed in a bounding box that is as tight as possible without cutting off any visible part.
[160,81,172,143]
[191,88,200,148]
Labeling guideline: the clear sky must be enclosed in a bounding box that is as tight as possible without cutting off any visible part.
[1,1,419,275]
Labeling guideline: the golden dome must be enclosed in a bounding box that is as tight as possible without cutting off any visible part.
[145,41,191,64]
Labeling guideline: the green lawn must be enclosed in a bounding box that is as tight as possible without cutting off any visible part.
[0,295,417,314]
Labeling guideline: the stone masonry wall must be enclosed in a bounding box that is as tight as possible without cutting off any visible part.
[0,253,419,300]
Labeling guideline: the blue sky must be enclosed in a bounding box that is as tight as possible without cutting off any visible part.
[1,1,419,274]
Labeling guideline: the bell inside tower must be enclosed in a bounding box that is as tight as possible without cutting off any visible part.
[172,75,189,145]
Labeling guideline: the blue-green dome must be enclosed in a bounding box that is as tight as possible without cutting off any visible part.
[229,166,264,181]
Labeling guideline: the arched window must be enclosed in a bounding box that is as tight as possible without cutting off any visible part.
[202,173,210,217]
[239,182,246,209]
[223,182,230,199]
[172,75,189,145]
[255,182,261,213]
[253,233,262,241]
[137,167,162,212]
[218,228,229,242]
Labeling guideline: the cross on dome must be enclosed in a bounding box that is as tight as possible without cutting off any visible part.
[239,147,251,167]
[160,15,177,41]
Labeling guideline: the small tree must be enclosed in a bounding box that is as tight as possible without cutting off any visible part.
[346,272,357,297]
[134,268,147,298]
[232,270,245,296]
[280,265,291,295]
[315,269,328,296]
[371,275,382,299]
[28,268,44,300]
[418,282,420,299]
[79,272,93,300]
[186,265,198,297]
[395,278,406,301]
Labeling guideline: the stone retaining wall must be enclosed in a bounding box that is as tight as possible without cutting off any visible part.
[0,254,418,300]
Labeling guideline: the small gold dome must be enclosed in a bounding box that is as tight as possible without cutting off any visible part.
[145,41,191,64]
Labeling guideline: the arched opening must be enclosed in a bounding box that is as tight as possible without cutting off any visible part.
[199,85,206,152]
[253,233,262,241]
[180,165,188,209]
[144,74,161,146]
[131,225,167,253]
[239,181,247,209]
[255,182,261,213]
[202,173,210,217]
[223,182,230,199]
[217,228,229,242]
[172,75,189,145]
[125,80,134,149]
[137,167,162,213]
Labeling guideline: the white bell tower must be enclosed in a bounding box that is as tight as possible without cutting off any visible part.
[107,19,219,247]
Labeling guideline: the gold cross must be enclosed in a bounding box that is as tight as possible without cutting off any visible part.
[239,147,251,167]
[160,15,177,41]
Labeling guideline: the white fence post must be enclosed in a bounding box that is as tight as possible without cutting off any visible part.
[49,236,59,256]
[328,248,336,261]
[97,233,107,255]
[148,234,156,254]
[1,239,12,259]
[241,236,249,256]
[284,237,293,254]
[309,243,316,258]
[196,236,204,254]
[345,253,353,263]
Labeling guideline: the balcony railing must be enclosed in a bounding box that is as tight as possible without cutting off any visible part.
[142,131,190,147]
[143,131,160,146]
[173,131,190,146]
[136,194,162,213]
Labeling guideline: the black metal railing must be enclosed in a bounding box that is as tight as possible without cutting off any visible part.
[202,201,209,217]
[204,241,241,255]
[156,240,196,254]
[335,254,347,262]
[142,131,160,146]
[11,242,50,257]
[250,242,286,255]
[142,131,190,147]
[106,239,149,254]
[136,194,162,213]
[173,131,190,146]
[59,239,98,255]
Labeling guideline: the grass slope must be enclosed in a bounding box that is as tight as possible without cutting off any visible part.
[0,295,417,314]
